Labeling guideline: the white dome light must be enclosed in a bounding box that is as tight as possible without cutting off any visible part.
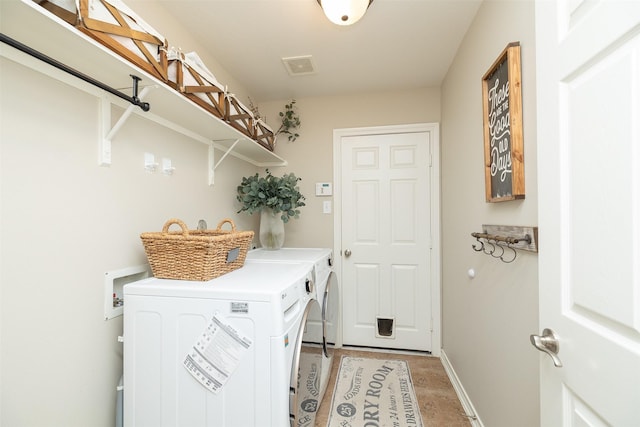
[318,0,373,26]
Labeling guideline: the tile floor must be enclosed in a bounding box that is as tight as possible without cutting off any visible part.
[315,348,471,427]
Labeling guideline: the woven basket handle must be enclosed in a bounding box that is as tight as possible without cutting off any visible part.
[162,218,189,236]
[215,218,237,232]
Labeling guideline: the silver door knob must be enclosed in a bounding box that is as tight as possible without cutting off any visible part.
[344,249,352,257]
[530,328,563,367]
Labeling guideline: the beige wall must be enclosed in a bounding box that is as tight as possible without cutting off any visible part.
[255,88,441,248]
[1,3,264,423]
[440,1,539,426]
[0,56,259,426]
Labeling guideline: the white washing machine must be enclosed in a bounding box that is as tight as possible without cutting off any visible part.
[244,247,340,425]
[123,262,321,427]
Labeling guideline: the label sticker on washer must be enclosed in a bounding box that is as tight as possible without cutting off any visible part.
[230,302,249,313]
[183,312,252,394]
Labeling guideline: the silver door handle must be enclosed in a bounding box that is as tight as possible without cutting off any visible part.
[530,328,563,367]
[344,249,352,257]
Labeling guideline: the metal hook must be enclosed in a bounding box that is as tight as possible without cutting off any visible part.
[500,243,518,263]
[472,237,484,252]
[490,241,505,258]
[483,239,496,255]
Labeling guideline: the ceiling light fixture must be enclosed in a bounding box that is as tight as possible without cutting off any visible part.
[317,0,374,26]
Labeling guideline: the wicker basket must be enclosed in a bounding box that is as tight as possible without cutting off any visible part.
[140,218,254,281]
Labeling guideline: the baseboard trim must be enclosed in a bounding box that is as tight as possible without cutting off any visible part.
[440,349,484,427]
[338,344,432,357]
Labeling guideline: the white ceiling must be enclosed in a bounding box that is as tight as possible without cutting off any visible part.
[155,0,483,102]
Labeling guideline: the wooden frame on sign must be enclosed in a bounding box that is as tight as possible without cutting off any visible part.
[482,42,524,202]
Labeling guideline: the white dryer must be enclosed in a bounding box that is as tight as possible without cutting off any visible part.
[244,247,340,424]
[123,262,320,427]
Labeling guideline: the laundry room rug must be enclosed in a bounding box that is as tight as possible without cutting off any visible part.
[296,348,323,427]
[327,356,423,427]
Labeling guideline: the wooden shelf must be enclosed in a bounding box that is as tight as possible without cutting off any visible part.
[0,0,286,170]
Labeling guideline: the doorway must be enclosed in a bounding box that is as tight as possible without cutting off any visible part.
[332,123,441,354]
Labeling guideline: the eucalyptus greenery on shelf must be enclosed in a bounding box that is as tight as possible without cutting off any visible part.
[236,169,306,222]
[247,97,262,121]
[275,99,301,142]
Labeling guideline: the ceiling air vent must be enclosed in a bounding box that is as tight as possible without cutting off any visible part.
[282,55,316,76]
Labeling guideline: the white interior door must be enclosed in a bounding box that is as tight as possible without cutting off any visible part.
[535,1,640,425]
[335,124,439,352]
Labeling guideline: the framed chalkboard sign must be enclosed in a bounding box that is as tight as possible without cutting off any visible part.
[482,42,524,202]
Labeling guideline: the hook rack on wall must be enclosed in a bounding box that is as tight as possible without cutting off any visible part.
[471,224,538,263]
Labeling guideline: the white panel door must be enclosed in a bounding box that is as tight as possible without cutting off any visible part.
[535,0,640,425]
[340,129,432,351]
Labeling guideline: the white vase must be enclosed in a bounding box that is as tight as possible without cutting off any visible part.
[259,208,285,250]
